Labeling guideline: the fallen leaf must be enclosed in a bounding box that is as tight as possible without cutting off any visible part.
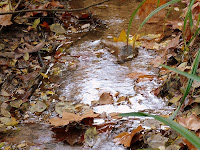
[146,133,169,148]
[183,138,197,150]
[32,18,40,30]
[84,127,99,147]
[99,92,113,105]
[113,29,127,42]
[177,114,200,131]
[0,89,11,97]
[0,5,12,26]
[109,112,122,119]
[50,0,64,8]
[30,101,47,113]
[10,100,23,108]
[0,117,18,126]
[114,125,143,147]
[49,109,99,127]
[138,0,166,23]
[0,108,11,117]
[50,23,66,34]
[169,95,182,103]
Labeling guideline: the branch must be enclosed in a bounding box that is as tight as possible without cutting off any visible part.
[0,0,111,15]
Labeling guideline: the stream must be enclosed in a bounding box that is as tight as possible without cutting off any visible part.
[1,0,175,149]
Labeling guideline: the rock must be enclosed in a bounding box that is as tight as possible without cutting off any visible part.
[101,40,138,63]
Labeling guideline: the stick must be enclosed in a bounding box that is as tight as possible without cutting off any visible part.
[0,0,111,15]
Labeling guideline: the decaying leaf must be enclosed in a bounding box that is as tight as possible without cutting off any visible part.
[99,92,113,105]
[0,117,18,126]
[10,100,23,108]
[177,114,200,131]
[30,101,47,113]
[49,109,99,127]
[50,23,66,34]
[114,125,144,147]
[146,133,169,148]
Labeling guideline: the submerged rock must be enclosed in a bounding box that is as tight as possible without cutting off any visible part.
[101,40,138,63]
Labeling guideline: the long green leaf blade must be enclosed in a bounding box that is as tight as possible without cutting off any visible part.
[120,112,200,149]
[126,0,146,44]
[160,65,200,82]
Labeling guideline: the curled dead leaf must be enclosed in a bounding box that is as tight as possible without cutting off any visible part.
[99,92,113,105]
[114,125,144,147]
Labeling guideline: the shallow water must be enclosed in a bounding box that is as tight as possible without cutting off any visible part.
[1,0,175,149]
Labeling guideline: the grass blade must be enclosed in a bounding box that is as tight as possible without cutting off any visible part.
[160,64,200,82]
[137,0,182,31]
[126,0,146,44]
[120,112,200,149]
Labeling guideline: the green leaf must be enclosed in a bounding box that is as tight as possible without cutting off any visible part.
[160,65,200,82]
[32,18,40,30]
[120,112,200,149]
[126,0,146,44]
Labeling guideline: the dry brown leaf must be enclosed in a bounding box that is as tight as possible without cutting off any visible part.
[50,0,64,8]
[166,35,181,50]
[109,112,122,119]
[49,109,99,127]
[0,5,12,26]
[114,125,143,147]
[99,92,113,105]
[177,114,200,131]
[138,0,166,23]
[150,55,165,68]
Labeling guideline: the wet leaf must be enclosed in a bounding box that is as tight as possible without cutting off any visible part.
[31,101,47,113]
[109,112,122,119]
[114,125,143,147]
[84,127,99,147]
[55,102,74,115]
[10,100,23,108]
[50,109,99,127]
[50,23,66,34]
[177,114,200,131]
[99,92,113,105]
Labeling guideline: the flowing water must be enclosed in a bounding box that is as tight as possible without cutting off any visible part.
[1,0,175,149]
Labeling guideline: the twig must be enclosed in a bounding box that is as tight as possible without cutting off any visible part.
[0,0,111,15]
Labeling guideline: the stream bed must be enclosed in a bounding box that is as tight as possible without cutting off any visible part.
[0,0,175,149]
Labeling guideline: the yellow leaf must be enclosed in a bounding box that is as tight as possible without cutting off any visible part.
[40,73,48,78]
[113,29,127,42]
